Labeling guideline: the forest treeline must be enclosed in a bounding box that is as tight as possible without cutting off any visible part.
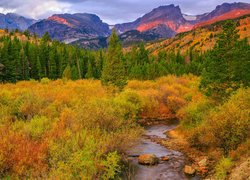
[0,20,249,93]
[0,30,205,84]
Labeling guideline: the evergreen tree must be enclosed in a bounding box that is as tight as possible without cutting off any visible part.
[101,30,127,89]
[200,20,248,99]
[137,43,149,65]
[71,65,79,80]
[62,65,71,80]
[85,59,94,79]
[176,50,184,64]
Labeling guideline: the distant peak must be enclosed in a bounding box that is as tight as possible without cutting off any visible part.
[216,2,250,9]
[151,4,182,14]
[6,13,21,17]
[156,4,180,9]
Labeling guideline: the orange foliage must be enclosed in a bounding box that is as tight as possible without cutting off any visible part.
[126,75,199,119]
[0,79,142,178]
[0,129,48,177]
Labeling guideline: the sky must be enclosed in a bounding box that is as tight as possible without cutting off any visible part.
[0,0,250,24]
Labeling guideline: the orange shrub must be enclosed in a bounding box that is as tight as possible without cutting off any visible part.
[0,129,48,177]
[126,74,200,119]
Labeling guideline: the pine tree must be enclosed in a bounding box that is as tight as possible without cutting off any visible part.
[62,65,71,80]
[101,29,127,89]
[71,65,79,80]
[42,32,51,42]
[176,50,184,64]
[96,50,104,79]
[137,43,149,65]
[200,20,246,99]
[85,59,94,79]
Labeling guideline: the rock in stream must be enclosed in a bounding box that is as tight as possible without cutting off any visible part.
[126,124,199,180]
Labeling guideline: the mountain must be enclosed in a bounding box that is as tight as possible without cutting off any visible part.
[147,15,250,55]
[195,2,250,28]
[71,29,162,49]
[115,5,191,38]
[196,2,250,22]
[115,2,250,39]
[23,2,250,48]
[0,13,37,31]
[28,13,110,42]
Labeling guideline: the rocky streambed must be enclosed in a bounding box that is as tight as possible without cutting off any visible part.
[126,123,200,180]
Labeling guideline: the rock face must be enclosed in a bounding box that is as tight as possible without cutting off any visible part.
[115,4,189,38]
[138,154,159,165]
[184,165,196,175]
[28,13,110,42]
[0,13,37,31]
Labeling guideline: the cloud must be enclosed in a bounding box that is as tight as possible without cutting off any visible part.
[0,0,71,19]
[0,0,249,24]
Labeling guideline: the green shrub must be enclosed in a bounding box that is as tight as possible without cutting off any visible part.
[215,157,233,179]
[41,78,50,84]
[208,88,250,155]
[101,151,121,179]
[114,90,142,120]
[186,88,250,155]
[178,96,212,129]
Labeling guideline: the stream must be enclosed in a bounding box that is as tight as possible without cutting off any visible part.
[126,123,199,180]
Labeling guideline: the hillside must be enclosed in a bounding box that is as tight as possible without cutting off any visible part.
[71,29,162,49]
[147,15,250,55]
[0,29,38,43]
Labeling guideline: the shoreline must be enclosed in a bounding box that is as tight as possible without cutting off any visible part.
[138,119,215,178]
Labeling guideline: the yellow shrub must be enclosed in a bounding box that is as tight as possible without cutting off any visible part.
[186,88,250,155]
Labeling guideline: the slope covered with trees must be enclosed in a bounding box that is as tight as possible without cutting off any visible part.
[147,15,250,55]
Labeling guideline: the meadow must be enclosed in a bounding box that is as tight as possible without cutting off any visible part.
[0,75,248,179]
[0,75,198,178]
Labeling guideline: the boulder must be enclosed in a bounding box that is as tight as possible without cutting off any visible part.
[138,154,159,165]
[184,165,196,175]
[198,157,208,167]
[161,156,170,161]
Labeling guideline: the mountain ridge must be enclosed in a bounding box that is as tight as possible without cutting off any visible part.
[0,2,249,48]
[115,2,250,38]
[28,13,110,42]
[0,13,37,31]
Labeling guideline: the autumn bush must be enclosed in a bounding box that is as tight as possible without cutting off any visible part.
[1,75,248,179]
[0,79,143,179]
[126,74,200,119]
[215,157,234,180]
[178,94,213,129]
[180,88,250,156]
